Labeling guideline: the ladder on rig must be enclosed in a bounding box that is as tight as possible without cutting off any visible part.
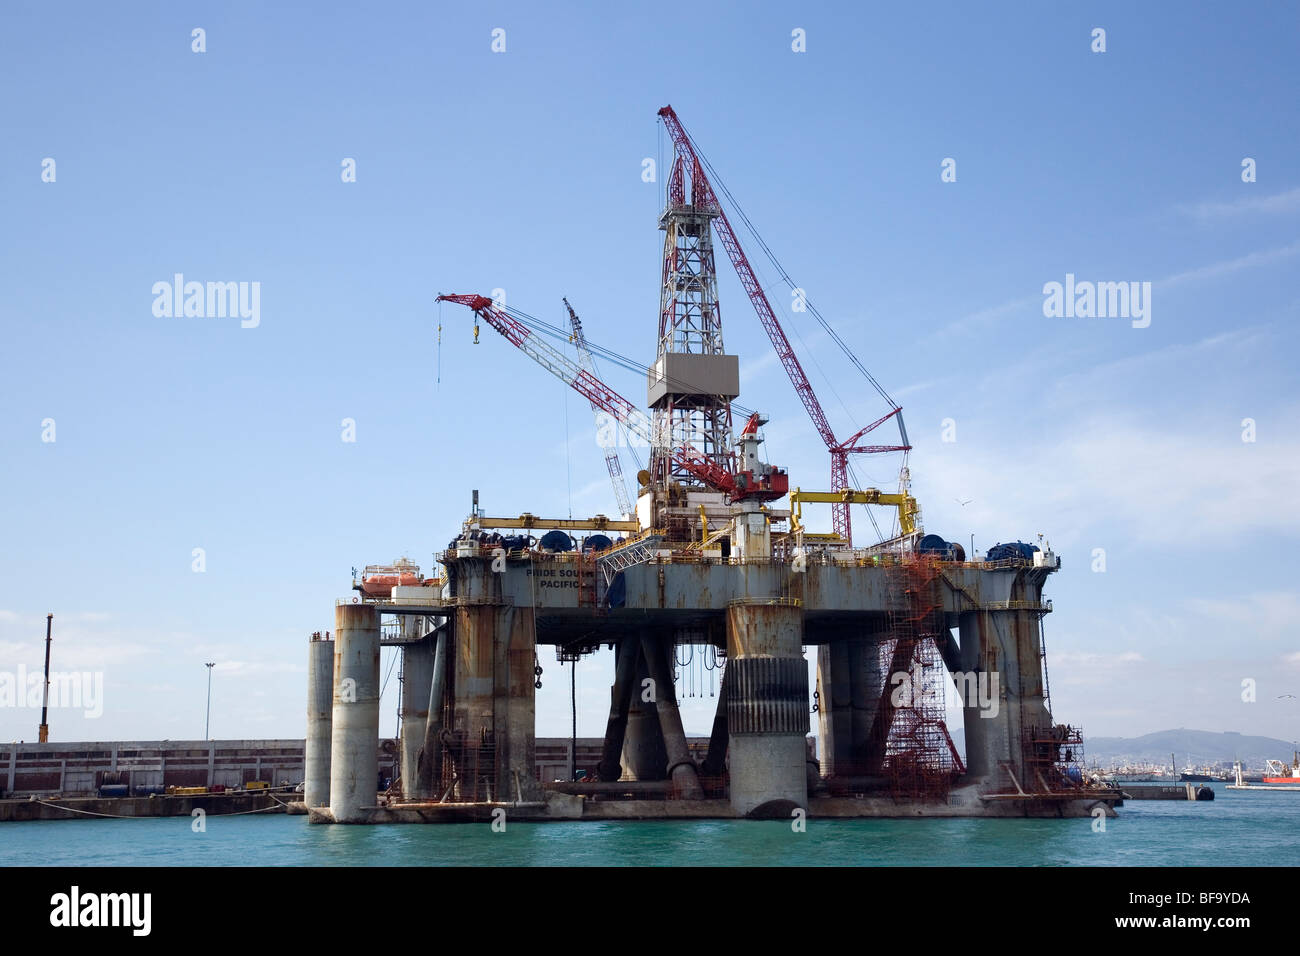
[597,535,662,585]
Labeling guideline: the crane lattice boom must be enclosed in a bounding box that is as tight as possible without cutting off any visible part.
[564,297,635,518]
[657,105,911,543]
[436,294,785,504]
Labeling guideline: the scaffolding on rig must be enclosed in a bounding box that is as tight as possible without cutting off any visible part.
[1014,602,1088,795]
[435,727,499,803]
[880,557,958,800]
[1023,723,1087,794]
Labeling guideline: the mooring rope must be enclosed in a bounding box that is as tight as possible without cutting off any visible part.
[30,795,289,820]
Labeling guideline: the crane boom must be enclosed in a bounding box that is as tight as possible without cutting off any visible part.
[564,297,635,518]
[659,108,835,450]
[657,105,911,543]
[436,293,787,504]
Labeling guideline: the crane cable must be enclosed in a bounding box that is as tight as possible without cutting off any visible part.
[505,304,759,419]
[685,129,898,411]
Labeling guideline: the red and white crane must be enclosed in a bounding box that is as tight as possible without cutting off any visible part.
[435,293,788,505]
[657,105,911,544]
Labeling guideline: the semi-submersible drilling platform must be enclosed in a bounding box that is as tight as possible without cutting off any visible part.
[303,106,1117,823]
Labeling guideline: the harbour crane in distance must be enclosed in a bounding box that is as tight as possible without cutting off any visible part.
[657,105,912,545]
[436,293,788,506]
[563,297,636,519]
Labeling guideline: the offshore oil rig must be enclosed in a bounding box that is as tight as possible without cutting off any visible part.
[303,106,1117,823]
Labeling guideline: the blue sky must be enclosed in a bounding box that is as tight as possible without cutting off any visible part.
[2,1,1297,749]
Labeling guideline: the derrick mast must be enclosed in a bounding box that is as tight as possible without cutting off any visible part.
[649,155,739,489]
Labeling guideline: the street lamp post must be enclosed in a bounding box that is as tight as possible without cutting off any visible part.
[205,662,216,739]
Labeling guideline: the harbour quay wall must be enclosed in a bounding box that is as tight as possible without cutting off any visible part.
[3,737,815,799]
[0,739,398,798]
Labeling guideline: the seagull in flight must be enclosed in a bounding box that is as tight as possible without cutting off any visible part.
[955,497,973,507]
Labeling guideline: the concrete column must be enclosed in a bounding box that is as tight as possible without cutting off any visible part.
[452,605,497,801]
[597,636,641,781]
[499,605,543,802]
[959,607,1050,788]
[451,603,542,803]
[815,641,854,776]
[415,626,449,798]
[701,665,730,778]
[848,630,887,773]
[399,632,435,800]
[304,634,334,808]
[956,611,989,778]
[329,604,380,823]
[621,649,668,780]
[640,633,703,799]
[726,601,808,817]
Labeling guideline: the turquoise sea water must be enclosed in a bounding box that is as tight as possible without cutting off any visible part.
[5,788,1298,866]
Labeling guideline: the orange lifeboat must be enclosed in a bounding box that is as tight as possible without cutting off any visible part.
[360,561,422,597]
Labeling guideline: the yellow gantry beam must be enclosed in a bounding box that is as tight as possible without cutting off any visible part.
[789,488,921,536]
[475,514,641,532]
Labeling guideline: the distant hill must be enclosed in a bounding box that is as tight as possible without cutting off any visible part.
[1085,728,1296,769]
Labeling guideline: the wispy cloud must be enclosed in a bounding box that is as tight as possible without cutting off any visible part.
[1157,239,1300,289]
[1188,592,1300,643]
[926,294,1039,342]
[1177,186,1300,220]
[931,238,1299,341]
[921,414,1300,548]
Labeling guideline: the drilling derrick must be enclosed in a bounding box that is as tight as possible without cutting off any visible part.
[649,154,739,489]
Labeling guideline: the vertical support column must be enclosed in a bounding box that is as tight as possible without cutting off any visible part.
[726,601,808,817]
[501,605,543,802]
[597,636,641,781]
[1010,603,1052,788]
[640,633,703,799]
[451,602,542,803]
[329,604,380,823]
[399,630,435,800]
[848,632,885,773]
[816,641,854,776]
[416,626,449,798]
[453,605,498,801]
[304,633,334,808]
[961,608,1049,788]
[957,611,990,779]
[621,647,668,780]
[701,665,730,778]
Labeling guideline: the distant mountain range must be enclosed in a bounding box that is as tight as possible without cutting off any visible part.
[1085,729,1297,768]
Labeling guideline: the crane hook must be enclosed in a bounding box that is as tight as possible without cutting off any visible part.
[473,322,480,344]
